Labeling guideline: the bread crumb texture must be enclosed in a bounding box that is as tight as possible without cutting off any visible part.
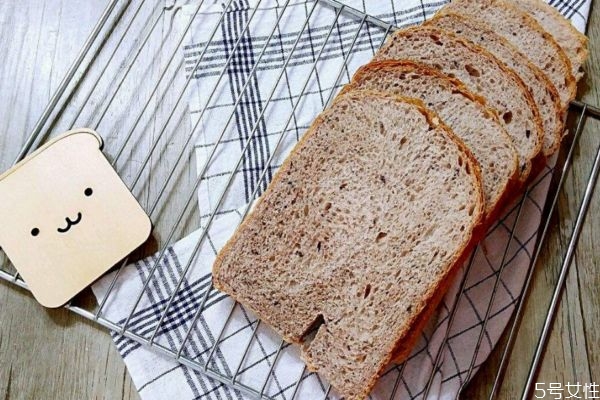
[213,93,483,399]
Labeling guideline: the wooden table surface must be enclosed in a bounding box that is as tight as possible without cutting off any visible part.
[0,1,597,399]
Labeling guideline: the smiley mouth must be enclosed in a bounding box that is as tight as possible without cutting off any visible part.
[57,212,82,233]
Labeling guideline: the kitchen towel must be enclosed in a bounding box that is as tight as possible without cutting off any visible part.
[92,1,592,399]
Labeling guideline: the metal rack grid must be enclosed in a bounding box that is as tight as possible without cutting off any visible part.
[0,0,598,399]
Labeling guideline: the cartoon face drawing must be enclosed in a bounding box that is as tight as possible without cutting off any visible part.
[0,129,152,307]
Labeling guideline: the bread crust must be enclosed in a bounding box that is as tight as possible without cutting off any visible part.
[375,26,544,182]
[436,0,577,107]
[500,0,577,105]
[428,12,566,156]
[524,0,589,52]
[514,0,589,76]
[328,91,485,400]
[213,91,485,400]
[389,209,487,364]
[342,60,520,225]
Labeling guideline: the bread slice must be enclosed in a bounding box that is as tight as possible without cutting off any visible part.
[429,13,565,156]
[436,0,576,108]
[212,91,484,400]
[341,60,518,219]
[513,0,588,80]
[373,26,543,181]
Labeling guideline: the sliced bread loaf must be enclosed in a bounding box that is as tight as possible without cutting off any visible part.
[373,26,543,180]
[341,60,518,219]
[437,0,576,107]
[513,0,588,80]
[429,13,565,156]
[213,92,484,400]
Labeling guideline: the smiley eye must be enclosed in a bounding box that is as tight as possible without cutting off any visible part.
[31,228,40,237]
[84,187,93,197]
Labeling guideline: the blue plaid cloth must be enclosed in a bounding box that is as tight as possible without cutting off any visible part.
[92,1,592,399]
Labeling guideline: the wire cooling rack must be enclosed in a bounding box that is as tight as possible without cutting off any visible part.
[0,0,598,399]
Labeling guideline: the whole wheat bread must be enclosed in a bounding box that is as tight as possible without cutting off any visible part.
[341,60,518,219]
[513,0,588,80]
[373,26,543,180]
[429,13,565,156]
[212,92,484,400]
[437,0,576,108]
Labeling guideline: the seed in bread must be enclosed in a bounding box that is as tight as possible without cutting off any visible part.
[212,92,484,400]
